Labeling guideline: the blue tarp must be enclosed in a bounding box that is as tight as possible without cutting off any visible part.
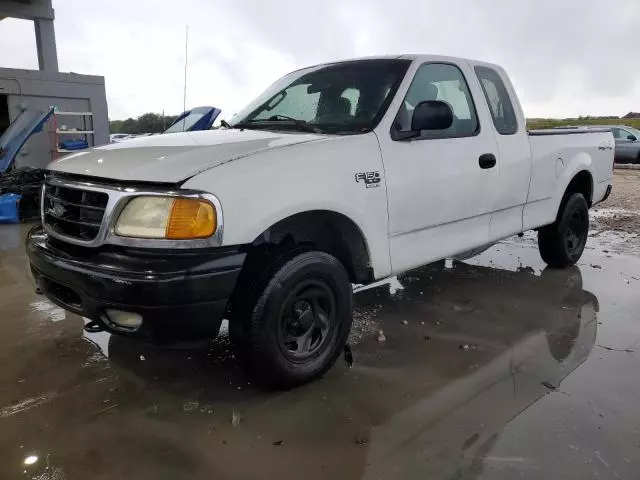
[59,139,89,150]
[0,193,21,224]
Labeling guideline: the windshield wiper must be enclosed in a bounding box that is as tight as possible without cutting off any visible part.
[237,116,324,134]
[220,119,233,129]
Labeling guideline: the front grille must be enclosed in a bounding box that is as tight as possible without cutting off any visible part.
[43,182,108,241]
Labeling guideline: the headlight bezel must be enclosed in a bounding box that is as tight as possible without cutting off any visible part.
[41,176,223,249]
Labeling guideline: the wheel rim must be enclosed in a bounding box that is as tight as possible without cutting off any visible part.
[276,279,336,362]
[564,208,588,255]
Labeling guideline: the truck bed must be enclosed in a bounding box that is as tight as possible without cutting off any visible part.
[528,127,611,136]
[523,128,614,230]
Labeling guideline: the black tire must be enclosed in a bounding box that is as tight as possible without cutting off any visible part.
[229,250,352,389]
[538,193,589,268]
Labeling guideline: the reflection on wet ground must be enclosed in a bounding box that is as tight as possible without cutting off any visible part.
[0,224,638,479]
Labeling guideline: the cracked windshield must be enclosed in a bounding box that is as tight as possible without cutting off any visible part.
[0,1,639,479]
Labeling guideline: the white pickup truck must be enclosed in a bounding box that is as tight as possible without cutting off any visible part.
[27,55,613,387]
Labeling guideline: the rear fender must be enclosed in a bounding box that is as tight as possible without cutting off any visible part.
[552,153,594,215]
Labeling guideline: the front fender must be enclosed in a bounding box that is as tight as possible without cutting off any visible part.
[182,133,392,279]
[240,201,366,247]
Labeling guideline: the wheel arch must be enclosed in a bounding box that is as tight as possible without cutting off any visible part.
[564,170,594,206]
[554,168,594,222]
[245,209,374,285]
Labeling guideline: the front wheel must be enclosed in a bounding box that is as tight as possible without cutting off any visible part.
[538,193,589,268]
[230,250,353,389]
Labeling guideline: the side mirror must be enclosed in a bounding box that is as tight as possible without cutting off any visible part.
[627,134,637,141]
[412,100,453,132]
[393,100,454,141]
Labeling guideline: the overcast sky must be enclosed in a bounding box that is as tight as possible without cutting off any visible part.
[0,0,638,120]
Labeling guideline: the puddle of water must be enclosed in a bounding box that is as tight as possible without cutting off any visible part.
[0,393,57,418]
[4,226,640,479]
[81,319,111,358]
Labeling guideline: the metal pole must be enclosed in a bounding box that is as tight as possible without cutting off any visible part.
[182,25,189,131]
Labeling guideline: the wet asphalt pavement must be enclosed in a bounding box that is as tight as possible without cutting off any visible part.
[1,224,639,479]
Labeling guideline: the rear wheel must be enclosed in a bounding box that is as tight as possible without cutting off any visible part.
[538,193,589,268]
[229,250,352,389]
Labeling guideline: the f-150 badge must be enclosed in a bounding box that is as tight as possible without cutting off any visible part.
[355,171,381,188]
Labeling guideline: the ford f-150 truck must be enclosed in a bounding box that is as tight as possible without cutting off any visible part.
[27,55,614,387]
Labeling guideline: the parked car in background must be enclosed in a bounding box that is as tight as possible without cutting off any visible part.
[611,126,640,164]
[109,133,132,143]
[109,107,222,144]
[163,106,221,134]
[28,55,614,388]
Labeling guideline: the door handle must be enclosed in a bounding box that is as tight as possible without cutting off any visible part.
[479,153,496,169]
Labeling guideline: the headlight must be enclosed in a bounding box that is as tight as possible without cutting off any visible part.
[115,196,216,240]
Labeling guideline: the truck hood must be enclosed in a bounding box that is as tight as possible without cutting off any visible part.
[48,129,326,183]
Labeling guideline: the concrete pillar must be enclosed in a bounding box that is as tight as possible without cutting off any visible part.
[34,18,58,72]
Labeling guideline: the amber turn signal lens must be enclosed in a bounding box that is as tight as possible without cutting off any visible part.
[165,199,216,239]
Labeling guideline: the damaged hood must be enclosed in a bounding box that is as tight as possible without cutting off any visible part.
[0,107,54,173]
[48,129,326,183]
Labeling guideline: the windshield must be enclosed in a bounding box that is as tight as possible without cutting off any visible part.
[230,59,410,134]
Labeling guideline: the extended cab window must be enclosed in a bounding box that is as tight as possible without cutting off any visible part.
[393,63,479,138]
[475,66,518,135]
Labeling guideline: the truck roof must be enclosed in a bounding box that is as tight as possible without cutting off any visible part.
[303,54,502,71]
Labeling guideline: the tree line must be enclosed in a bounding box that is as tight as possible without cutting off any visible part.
[109,113,179,134]
[113,112,640,134]
[527,115,640,130]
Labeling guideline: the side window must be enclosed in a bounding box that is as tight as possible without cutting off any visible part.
[393,63,479,138]
[619,129,632,140]
[475,66,518,135]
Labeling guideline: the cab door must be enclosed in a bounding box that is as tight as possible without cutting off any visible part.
[376,61,499,274]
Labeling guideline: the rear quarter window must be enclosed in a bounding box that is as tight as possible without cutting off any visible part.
[475,66,518,135]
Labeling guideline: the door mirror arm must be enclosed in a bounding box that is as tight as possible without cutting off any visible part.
[394,129,421,141]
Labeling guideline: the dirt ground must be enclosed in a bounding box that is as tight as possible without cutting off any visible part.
[592,169,640,233]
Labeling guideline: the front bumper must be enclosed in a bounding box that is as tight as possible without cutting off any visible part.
[27,226,245,344]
